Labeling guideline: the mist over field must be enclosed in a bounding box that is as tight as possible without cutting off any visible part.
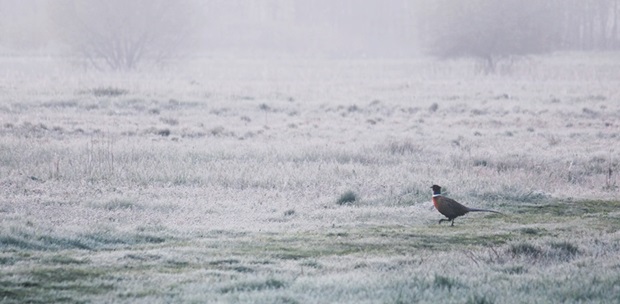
[1,1,619,303]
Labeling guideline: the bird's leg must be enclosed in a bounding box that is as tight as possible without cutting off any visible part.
[450,219,455,226]
[439,218,448,224]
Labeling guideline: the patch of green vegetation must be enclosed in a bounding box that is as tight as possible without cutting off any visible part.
[93,199,142,211]
[30,267,100,282]
[124,253,162,261]
[0,231,93,251]
[326,232,349,237]
[390,231,512,250]
[219,278,287,294]
[274,296,300,304]
[549,276,620,303]
[548,241,580,260]
[299,260,322,269]
[38,235,93,250]
[0,281,35,304]
[505,241,581,263]
[433,275,465,290]
[519,227,544,235]
[272,247,314,260]
[161,260,193,273]
[44,255,88,265]
[231,266,254,273]
[79,231,166,248]
[500,265,526,275]
[0,267,114,303]
[508,243,542,258]
[0,256,18,265]
[209,259,240,265]
[0,235,42,250]
[520,200,620,216]
[240,227,515,265]
[467,294,495,304]
[472,186,549,203]
[117,288,162,300]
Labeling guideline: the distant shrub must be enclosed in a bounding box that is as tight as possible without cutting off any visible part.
[337,191,358,205]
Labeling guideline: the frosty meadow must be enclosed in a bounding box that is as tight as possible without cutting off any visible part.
[0,54,619,303]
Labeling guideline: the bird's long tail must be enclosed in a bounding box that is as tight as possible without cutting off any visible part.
[467,207,503,214]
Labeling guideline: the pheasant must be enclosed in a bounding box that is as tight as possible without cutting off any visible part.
[431,185,502,226]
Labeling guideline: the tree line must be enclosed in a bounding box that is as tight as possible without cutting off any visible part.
[1,0,617,71]
[416,0,620,72]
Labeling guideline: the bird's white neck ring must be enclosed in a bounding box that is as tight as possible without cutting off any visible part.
[432,194,442,197]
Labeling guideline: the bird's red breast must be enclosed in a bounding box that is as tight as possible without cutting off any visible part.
[432,196,441,210]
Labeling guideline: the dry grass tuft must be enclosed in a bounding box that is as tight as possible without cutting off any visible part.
[336,191,358,205]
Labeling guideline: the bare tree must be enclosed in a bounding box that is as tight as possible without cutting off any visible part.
[558,0,620,50]
[415,0,620,72]
[51,0,200,71]
[416,0,561,73]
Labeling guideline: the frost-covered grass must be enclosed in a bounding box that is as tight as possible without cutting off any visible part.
[0,53,619,303]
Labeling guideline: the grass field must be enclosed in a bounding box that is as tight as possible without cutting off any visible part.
[0,53,619,303]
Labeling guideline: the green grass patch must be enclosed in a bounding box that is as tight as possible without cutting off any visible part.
[0,267,114,303]
[519,227,544,235]
[471,186,549,203]
[433,275,464,290]
[500,265,526,275]
[548,241,580,260]
[467,294,496,304]
[44,255,89,265]
[209,258,241,266]
[519,200,620,216]
[508,243,542,258]
[0,228,168,251]
[219,278,287,294]
[91,199,143,211]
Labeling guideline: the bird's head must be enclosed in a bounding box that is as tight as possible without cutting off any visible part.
[431,185,442,195]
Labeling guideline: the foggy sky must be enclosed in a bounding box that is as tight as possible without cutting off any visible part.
[1,0,617,61]
[0,0,418,58]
